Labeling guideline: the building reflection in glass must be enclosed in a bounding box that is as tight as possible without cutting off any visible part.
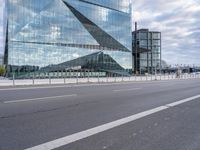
[5,0,132,77]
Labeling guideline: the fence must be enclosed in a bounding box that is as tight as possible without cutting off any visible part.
[0,73,200,87]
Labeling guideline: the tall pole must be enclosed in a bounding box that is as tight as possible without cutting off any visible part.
[160,32,162,75]
[134,22,138,74]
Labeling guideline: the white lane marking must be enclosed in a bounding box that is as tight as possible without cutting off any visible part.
[25,106,168,150]
[0,85,74,91]
[113,88,141,92]
[165,95,200,107]
[25,94,200,150]
[0,80,173,91]
[3,94,77,104]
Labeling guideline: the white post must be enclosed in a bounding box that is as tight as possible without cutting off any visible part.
[160,72,161,80]
[87,70,89,83]
[106,74,108,82]
[64,71,66,84]
[168,72,169,80]
[32,73,35,85]
[76,71,78,84]
[155,66,157,80]
[135,74,136,81]
[12,72,15,86]
[49,73,51,85]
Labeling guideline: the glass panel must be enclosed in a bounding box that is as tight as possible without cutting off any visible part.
[80,0,131,13]
[9,0,98,45]
[139,40,148,46]
[152,33,160,39]
[152,40,160,46]
[6,0,132,77]
[65,0,132,50]
[139,32,148,39]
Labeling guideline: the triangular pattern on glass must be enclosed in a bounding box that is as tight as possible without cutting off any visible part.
[63,0,132,51]
[10,0,99,45]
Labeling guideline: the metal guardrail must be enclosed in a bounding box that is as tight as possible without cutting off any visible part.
[0,73,200,87]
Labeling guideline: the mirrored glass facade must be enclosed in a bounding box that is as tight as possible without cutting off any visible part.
[132,29,161,74]
[5,0,132,77]
[0,54,3,66]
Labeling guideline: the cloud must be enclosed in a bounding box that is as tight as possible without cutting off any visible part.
[132,0,200,65]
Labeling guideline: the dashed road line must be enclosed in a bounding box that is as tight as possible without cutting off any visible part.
[113,88,141,92]
[3,94,77,104]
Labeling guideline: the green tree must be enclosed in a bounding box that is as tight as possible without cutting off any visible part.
[0,66,6,76]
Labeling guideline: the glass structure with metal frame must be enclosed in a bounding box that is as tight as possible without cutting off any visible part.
[132,29,161,74]
[4,0,132,78]
[0,54,3,66]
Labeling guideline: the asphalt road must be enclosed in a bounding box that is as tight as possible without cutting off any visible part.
[0,79,200,150]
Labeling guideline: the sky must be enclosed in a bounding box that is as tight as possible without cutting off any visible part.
[132,0,200,65]
[0,0,200,65]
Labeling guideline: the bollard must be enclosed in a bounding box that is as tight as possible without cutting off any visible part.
[64,73,66,84]
[76,71,78,84]
[49,74,51,85]
[160,74,162,80]
[12,73,15,86]
[32,73,35,85]
[155,74,157,81]
[106,75,108,83]
[87,70,89,83]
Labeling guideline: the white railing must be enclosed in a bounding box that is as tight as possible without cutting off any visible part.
[0,73,200,87]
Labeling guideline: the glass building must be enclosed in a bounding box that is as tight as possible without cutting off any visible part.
[4,0,132,78]
[132,29,161,74]
[0,54,3,66]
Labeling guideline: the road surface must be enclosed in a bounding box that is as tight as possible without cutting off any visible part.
[0,79,200,150]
